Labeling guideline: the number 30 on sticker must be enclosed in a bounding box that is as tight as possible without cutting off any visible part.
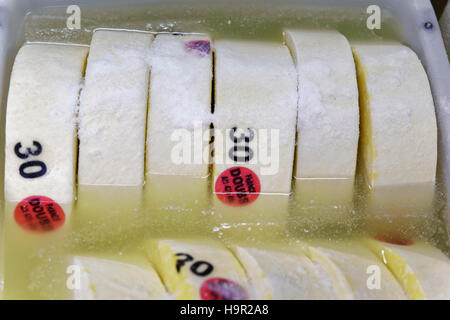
[14,140,47,179]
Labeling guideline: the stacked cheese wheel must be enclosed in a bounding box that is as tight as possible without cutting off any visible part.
[3,29,437,233]
[3,29,437,229]
[65,238,449,300]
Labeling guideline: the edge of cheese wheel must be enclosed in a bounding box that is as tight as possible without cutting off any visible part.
[70,255,168,300]
[78,29,153,186]
[145,239,250,300]
[352,42,437,188]
[4,43,88,211]
[365,239,450,299]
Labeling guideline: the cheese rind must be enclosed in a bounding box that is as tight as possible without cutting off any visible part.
[4,44,88,210]
[78,30,153,186]
[70,256,167,300]
[352,42,437,188]
[365,240,450,300]
[146,239,249,300]
[145,34,212,215]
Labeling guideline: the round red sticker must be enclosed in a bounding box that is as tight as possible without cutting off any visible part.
[185,40,210,57]
[375,236,414,246]
[215,166,261,207]
[14,196,65,232]
[200,278,248,300]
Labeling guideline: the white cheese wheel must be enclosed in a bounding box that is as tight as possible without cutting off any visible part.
[70,256,167,300]
[78,29,153,186]
[146,239,250,300]
[352,42,437,227]
[4,43,88,215]
[145,34,212,213]
[213,39,297,193]
[285,30,359,211]
[212,40,297,224]
[365,239,450,299]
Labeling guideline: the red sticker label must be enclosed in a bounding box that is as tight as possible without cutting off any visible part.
[215,167,261,207]
[185,40,210,57]
[375,236,414,246]
[14,196,65,232]
[200,278,248,300]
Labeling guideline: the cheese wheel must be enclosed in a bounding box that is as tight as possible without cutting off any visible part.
[306,240,406,300]
[145,239,250,300]
[233,245,339,299]
[365,239,450,299]
[76,30,152,226]
[70,256,167,300]
[285,30,359,210]
[145,34,212,214]
[352,42,437,219]
[213,39,297,193]
[4,44,88,215]
[212,40,297,224]
[78,29,153,186]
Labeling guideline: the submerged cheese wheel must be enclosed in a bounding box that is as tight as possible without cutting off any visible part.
[213,40,297,223]
[233,245,339,299]
[306,240,406,300]
[365,239,450,299]
[352,42,437,212]
[76,30,152,227]
[145,239,249,300]
[285,30,359,211]
[70,256,167,300]
[78,29,153,186]
[145,34,212,214]
[146,34,212,176]
[4,43,88,216]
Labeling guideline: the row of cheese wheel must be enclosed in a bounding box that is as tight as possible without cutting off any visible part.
[71,238,450,300]
[4,29,437,233]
